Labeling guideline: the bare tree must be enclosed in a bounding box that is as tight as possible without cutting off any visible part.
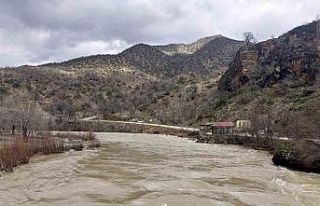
[315,15,320,33]
[1,92,51,139]
[248,100,277,147]
[14,103,49,138]
[243,32,256,46]
[275,106,319,140]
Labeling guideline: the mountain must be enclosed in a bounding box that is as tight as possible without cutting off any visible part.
[38,35,242,77]
[178,37,242,72]
[0,35,242,126]
[119,43,171,74]
[155,35,224,55]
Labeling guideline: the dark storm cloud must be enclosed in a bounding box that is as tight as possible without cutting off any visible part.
[0,0,319,66]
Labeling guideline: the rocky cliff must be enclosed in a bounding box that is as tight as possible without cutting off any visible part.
[219,21,320,92]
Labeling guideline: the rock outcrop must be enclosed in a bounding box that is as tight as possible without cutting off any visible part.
[219,20,320,92]
[273,140,320,173]
[218,45,258,91]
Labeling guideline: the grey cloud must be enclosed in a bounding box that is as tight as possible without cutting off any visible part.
[0,0,319,66]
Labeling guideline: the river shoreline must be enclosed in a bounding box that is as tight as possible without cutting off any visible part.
[0,132,101,173]
[195,133,320,174]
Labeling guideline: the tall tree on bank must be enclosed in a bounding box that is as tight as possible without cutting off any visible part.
[0,92,51,139]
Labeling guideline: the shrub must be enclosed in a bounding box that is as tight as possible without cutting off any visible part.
[213,95,227,109]
[0,137,71,172]
[0,139,30,172]
[273,141,320,173]
[55,132,96,141]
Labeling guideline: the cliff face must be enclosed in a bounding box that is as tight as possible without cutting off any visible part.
[218,46,258,91]
[219,21,320,92]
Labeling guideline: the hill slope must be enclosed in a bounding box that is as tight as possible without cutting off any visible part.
[39,36,242,77]
[0,35,242,126]
[1,21,318,132]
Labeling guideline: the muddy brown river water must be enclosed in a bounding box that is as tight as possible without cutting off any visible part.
[0,133,320,206]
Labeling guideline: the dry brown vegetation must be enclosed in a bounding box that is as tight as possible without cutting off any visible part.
[0,137,72,172]
[0,131,99,172]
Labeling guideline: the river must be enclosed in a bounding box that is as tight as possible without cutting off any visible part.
[0,133,319,206]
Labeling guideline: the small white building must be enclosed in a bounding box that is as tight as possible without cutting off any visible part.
[236,120,251,132]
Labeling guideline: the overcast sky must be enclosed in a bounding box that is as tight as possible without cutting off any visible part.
[0,0,319,67]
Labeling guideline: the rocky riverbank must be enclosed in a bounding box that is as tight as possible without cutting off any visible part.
[195,133,320,173]
[273,140,320,173]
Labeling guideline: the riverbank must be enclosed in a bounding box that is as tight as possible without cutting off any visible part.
[196,133,320,173]
[0,132,101,173]
[0,137,71,172]
[272,140,320,173]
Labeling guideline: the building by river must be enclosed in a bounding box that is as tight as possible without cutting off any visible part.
[200,122,234,135]
[200,120,251,135]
